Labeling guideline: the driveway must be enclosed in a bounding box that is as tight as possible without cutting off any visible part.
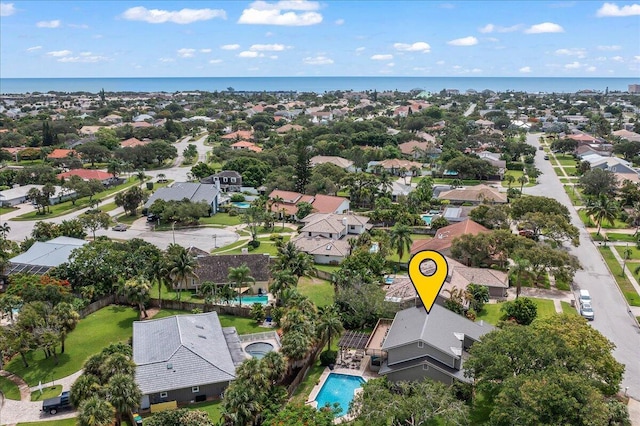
[524,132,640,400]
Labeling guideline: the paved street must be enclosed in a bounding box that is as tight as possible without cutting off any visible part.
[524,133,640,400]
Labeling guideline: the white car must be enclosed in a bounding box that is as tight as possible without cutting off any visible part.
[580,302,594,321]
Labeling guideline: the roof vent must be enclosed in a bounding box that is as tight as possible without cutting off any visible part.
[198,335,207,339]
[195,324,204,330]
[454,332,465,341]
[167,363,173,369]
[326,244,332,250]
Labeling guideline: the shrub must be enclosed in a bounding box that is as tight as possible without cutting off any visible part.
[230,194,246,202]
[248,239,260,248]
[228,208,239,217]
[319,350,337,366]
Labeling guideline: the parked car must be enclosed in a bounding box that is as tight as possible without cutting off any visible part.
[42,391,72,415]
[147,214,159,222]
[579,289,591,305]
[580,302,595,321]
[543,155,549,160]
[112,224,128,232]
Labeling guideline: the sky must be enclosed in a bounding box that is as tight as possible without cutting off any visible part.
[1,0,639,78]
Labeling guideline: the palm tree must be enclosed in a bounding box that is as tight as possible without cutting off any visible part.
[509,258,530,299]
[227,263,255,307]
[505,174,516,189]
[106,374,142,426]
[135,170,146,187]
[70,374,101,408]
[53,302,80,354]
[273,242,315,280]
[390,223,413,264]
[261,351,286,384]
[517,175,528,192]
[77,396,115,426]
[281,330,312,368]
[168,246,198,301]
[124,278,151,318]
[107,160,122,180]
[628,201,640,236]
[148,259,168,309]
[586,195,619,236]
[199,281,218,304]
[269,270,298,300]
[317,305,344,351]
[0,222,10,239]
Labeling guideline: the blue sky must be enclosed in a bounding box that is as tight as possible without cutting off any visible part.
[1,1,639,78]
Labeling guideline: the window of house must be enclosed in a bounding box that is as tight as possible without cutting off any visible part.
[192,386,199,393]
[422,365,429,371]
[418,341,424,348]
[231,178,236,183]
[160,392,168,398]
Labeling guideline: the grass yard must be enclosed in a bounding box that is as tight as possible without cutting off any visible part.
[501,170,535,188]
[598,247,640,306]
[211,239,249,254]
[19,419,77,426]
[314,264,340,274]
[563,166,578,176]
[199,213,242,226]
[561,301,578,315]
[553,167,566,177]
[31,385,62,401]
[564,185,583,206]
[605,233,638,242]
[220,236,289,257]
[555,154,577,166]
[149,281,203,304]
[152,309,265,335]
[0,375,21,400]
[476,298,558,325]
[579,210,629,229]
[0,206,17,215]
[386,234,431,263]
[5,305,139,386]
[186,400,223,423]
[115,213,140,225]
[432,178,483,186]
[298,277,334,307]
[614,245,640,261]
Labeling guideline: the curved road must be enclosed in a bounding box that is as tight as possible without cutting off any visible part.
[524,132,640,400]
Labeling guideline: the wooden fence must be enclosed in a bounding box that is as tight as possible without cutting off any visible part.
[79,294,116,318]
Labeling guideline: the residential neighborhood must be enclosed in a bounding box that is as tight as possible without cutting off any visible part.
[0,85,639,425]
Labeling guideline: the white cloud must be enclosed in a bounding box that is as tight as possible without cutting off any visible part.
[555,48,586,58]
[335,18,344,25]
[221,44,240,50]
[37,20,61,28]
[80,51,92,56]
[159,58,175,63]
[611,55,624,62]
[479,23,521,33]
[471,68,482,73]
[524,22,564,33]
[270,55,278,59]
[0,2,16,16]
[26,46,42,52]
[586,66,597,72]
[436,60,445,65]
[238,0,322,26]
[122,6,226,24]
[68,23,89,29]
[249,43,288,51]
[303,55,333,65]
[58,55,108,63]
[200,48,212,53]
[564,61,581,69]
[209,59,223,64]
[635,55,640,62]
[597,44,622,51]
[596,2,640,17]
[46,50,72,57]
[238,51,263,58]
[177,48,196,58]
[387,62,395,67]
[487,37,499,42]
[447,36,478,46]
[355,47,365,53]
[519,66,532,73]
[393,42,431,53]
[371,54,393,60]
[265,31,274,37]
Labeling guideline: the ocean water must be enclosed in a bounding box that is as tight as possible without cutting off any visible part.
[0,77,638,95]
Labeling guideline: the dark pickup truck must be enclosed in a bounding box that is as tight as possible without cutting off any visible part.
[42,391,73,414]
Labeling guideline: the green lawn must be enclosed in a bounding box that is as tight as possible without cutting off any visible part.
[0,375,21,400]
[298,277,334,307]
[149,281,204,304]
[476,298,558,325]
[605,233,638,243]
[598,247,640,306]
[220,236,290,257]
[5,305,139,386]
[432,178,483,186]
[578,210,628,229]
[386,234,431,263]
[564,185,583,206]
[115,213,140,225]
[199,213,242,226]
[555,154,577,166]
[211,239,250,254]
[561,301,578,315]
[99,201,118,212]
[31,385,62,401]
[563,166,577,176]
[152,309,265,334]
[314,264,340,274]
[19,419,77,426]
[614,245,640,261]
[0,206,18,215]
[186,400,223,423]
[553,167,566,177]
[12,178,141,221]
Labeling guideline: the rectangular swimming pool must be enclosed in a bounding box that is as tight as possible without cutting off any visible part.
[234,295,268,305]
[314,373,365,417]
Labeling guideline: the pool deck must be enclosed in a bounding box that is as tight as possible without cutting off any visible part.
[305,360,378,424]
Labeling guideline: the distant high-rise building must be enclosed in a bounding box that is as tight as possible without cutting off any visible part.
[629,84,640,94]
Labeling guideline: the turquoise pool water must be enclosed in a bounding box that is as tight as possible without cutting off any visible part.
[421,214,433,225]
[315,373,365,417]
[231,201,251,209]
[234,295,268,305]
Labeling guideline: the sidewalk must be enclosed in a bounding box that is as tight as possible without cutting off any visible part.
[607,246,640,318]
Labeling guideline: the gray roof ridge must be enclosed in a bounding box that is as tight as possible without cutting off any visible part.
[179,344,236,378]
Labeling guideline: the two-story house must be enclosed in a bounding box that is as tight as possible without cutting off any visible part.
[201,171,243,193]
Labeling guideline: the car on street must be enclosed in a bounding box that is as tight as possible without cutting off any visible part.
[543,155,549,160]
[580,302,595,321]
[112,224,128,232]
[42,391,72,414]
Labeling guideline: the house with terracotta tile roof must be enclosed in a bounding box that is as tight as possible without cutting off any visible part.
[310,155,355,172]
[437,184,507,205]
[410,219,489,256]
[275,124,305,134]
[375,159,424,176]
[57,169,114,184]
[398,140,432,159]
[221,130,254,141]
[121,137,149,148]
[47,149,75,160]
[267,190,349,218]
[131,121,152,128]
[230,141,262,153]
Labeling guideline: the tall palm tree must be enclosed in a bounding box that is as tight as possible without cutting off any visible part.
[168,246,198,301]
[586,195,619,236]
[199,281,218,304]
[0,222,10,239]
[505,174,516,189]
[124,278,151,318]
[261,351,286,384]
[227,263,255,307]
[135,170,146,187]
[106,374,142,426]
[317,305,344,351]
[77,396,115,426]
[53,302,80,354]
[148,258,168,309]
[509,258,530,299]
[517,175,528,192]
[269,270,298,300]
[107,160,122,180]
[390,223,413,264]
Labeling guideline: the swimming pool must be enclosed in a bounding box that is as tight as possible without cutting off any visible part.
[231,202,251,209]
[234,295,269,305]
[245,342,274,359]
[421,214,434,225]
[314,373,365,417]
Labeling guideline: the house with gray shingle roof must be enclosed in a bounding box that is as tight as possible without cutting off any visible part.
[143,182,220,214]
[366,304,493,385]
[133,312,244,409]
[8,236,87,275]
